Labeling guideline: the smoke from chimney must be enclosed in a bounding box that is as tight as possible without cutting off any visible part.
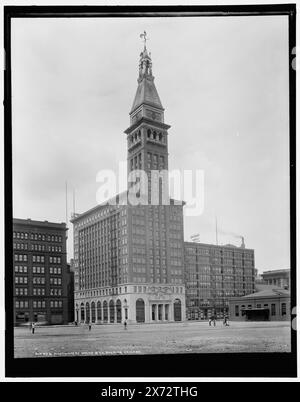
[218,229,245,248]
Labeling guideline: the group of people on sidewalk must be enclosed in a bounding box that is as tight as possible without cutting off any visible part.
[208,315,230,327]
[30,317,228,332]
[72,320,128,330]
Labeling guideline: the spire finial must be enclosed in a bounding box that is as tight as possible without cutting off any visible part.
[140,31,148,50]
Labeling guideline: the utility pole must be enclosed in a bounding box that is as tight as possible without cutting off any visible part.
[215,217,218,245]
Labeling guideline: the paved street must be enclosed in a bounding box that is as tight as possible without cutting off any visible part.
[14,321,291,358]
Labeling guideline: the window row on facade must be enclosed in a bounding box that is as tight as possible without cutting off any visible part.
[185,247,253,259]
[15,288,63,296]
[235,303,287,317]
[13,232,62,242]
[14,254,62,264]
[13,243,63,252]
[14,266,62,274]
[14,276,62,285]
[15,300,63,309]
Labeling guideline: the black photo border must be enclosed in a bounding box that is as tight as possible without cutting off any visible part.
[4,3,297,378]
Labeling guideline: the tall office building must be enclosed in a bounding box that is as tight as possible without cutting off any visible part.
[72,42,186,324]
[13,218,68,325]
[184,242,255,319]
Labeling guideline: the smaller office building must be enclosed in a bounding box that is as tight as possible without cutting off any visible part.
[184,241,255,320]
[261,269,290,290]
[229,287,290,321]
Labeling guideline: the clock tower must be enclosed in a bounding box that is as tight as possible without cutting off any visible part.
[124,42,171,203]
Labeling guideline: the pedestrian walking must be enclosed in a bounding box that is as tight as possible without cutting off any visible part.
[208,317,212,326]
[31,322,35,334]
[124,319,127,330]
[88,322,92,331]
[210,315,216,327]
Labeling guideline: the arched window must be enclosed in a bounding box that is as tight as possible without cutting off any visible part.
[116,299,122,323]
[86,302,90,323]
[80,303,85,322]
[103,301,108,323]
[109,300,115,323]
[136,298,145,323]
[91,301,96,323]
[97,301,102,321]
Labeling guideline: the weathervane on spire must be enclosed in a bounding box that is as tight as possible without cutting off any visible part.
[140,31,148,49]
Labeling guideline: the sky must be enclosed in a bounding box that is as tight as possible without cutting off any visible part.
[11,15,290,272]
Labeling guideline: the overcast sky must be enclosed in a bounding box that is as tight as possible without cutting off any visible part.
[11,15,290,272]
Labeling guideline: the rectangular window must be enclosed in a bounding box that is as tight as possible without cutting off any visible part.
[235,305,239,317]
[281,303,287,316]
[271,304,276,316]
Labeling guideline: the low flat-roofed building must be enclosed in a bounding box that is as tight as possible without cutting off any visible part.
[229,287,290,321]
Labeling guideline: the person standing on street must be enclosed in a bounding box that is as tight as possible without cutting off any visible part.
[124,319,127,330]
[31,322,35,334]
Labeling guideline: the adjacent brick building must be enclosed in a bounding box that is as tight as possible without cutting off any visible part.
[13,218,68,325]
[184,242,255,319]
